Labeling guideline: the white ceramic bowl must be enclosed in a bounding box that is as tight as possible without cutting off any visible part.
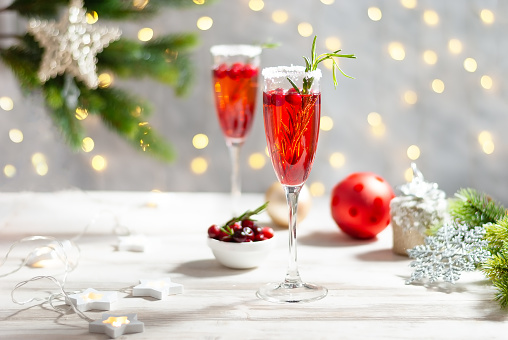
[207,236,277,269]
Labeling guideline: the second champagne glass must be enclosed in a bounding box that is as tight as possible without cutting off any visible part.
[257,65,327,303]
[210,45,262,214]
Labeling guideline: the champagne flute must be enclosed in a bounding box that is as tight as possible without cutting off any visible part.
[257,65,327,303]
[210,45,262,214]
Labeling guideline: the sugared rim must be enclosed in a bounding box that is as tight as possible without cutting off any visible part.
[262,65,322,80]
[210,44,262,57]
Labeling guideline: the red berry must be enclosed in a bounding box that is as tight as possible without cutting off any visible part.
[241,64,258,78]
[270,89,285,106]
[241,219,255,229]
[228,62,243,80]
[233,226,254,243]
[252,225,263,235]
[261,227,274,239]
[207,224,221,239]
[213,64,228,79]
[285,88,302,106]
[263,92,271,105]
[231,222,242,232]
[254,233,266,242]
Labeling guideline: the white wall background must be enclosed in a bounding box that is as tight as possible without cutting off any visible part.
[1,0,508,204]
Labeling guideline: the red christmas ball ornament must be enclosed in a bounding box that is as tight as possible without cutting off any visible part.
[331,172,395,239]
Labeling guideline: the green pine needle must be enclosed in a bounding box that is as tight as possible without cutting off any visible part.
[449,188,506,228]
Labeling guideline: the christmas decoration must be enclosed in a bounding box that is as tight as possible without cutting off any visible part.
[27,0,121,88]
[0,0,205,161]
[406,221,490,284]
[330,172,394,239]
[265,182,311,227]
[89,313,144,339]
[132,278,184,300]
[67,288,118,311]
[390,163,448,256]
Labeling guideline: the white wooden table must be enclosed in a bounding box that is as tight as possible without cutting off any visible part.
[0,191,506,339]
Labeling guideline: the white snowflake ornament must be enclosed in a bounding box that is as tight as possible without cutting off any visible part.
[27,0,121,88]
[406,221,491,284]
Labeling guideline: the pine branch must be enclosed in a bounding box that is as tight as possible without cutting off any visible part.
[78,85,176,162]
[449,188,506,228]
[97,34,199,96]
[7,0,214,19]
[0,34,42,90]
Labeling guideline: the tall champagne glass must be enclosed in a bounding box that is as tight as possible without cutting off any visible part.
[257,66,327,303]
[210,45,262,214]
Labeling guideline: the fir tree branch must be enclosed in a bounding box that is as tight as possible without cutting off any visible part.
[449,188,506,228]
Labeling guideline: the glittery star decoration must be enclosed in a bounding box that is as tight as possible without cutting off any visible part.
[67,288,118,312]
[132,278,184,300]
[27,0,121,89]
[89,313,144,339]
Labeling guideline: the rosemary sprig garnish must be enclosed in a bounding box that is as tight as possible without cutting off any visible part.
[289,36,356,94]
[221,202,269,235]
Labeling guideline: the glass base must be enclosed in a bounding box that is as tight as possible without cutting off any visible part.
[257,281,328,303]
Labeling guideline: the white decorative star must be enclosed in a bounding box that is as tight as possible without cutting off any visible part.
[27,0,121,88]
[89,313,144,339]
[132,278,184,300]
[67,288,118,312]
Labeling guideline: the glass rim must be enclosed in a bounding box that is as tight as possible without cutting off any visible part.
[261,65,322,80]
[210,44,262,57]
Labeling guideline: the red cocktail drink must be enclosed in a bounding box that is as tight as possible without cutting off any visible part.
[212,62,258,144]
[263,90,320,186]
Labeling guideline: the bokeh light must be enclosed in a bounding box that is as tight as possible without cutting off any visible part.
[32,153,48,176]
[0,96,14,111]
[404,90,418,105]
[138,27,154,42]
[404,167,414,182]
[388,42,405,61]
[367,112,382,126]
[197,16,213,30]
[480,9,495,25]
[3,164,16,178]
[448,38,463,54]
[423,10,439,26]
[192,134,209,149]
[191,157,208,174]
[407,145,421,160]
[423,50,438,65]
[320,0,334,4]
[368,7,382,21]
[75,107,88,120]
[401,0,417,9]
[98,73,113,88]
[9,129,23,143]
[272,10,288,24]
[464,58,478,72]
[329,152,345,168]
[298,22,313,37]
[86,11,98,24]
[325,37,341,51]
[481,75,493,90]
[432,79,445,93]
[248,0,264,11]
[92,155,107,172]
[248,153,266,169]
[320,116,334,131]
[82,137,95,152]
[133,0,149,9]
[309,182,325,197]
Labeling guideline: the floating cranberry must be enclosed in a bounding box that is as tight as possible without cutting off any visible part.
[263,92,271,105]
[228,62,243,80]
[213,63,228,79]
[270,89,285,106]
[285,88,302,106]
[241,64,257,78]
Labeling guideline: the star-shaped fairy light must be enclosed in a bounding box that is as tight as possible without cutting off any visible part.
[67,288,118,312]
[89,313,144,339]
[27,0,121,88]
[132,278,184,300]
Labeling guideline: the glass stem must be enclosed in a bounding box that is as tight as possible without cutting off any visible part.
[284,185,302,287]
[228,142,243,215]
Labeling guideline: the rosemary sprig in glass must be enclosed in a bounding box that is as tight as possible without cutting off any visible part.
[288,36,356,95]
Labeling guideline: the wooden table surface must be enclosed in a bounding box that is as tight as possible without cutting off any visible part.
[0,191,506,339]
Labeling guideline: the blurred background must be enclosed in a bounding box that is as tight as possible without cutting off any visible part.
[1,0,507,204]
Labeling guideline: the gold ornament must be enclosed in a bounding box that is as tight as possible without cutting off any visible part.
[265,182,312,227]
[27,0,121,89]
